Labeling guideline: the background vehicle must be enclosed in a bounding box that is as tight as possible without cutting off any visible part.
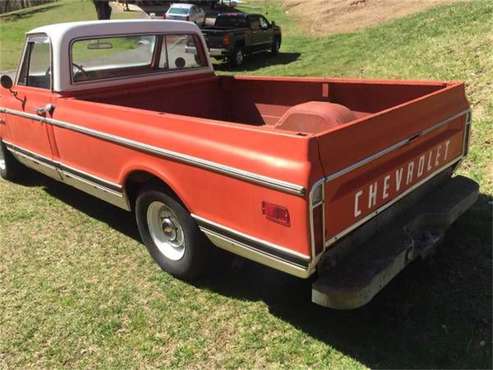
[201,12,282,66]
[165,3,205,25]
[0,20,478,309]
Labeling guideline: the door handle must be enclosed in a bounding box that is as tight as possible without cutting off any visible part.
[36,103,55,116]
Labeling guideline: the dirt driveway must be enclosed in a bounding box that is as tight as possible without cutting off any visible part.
[282,0,457,35]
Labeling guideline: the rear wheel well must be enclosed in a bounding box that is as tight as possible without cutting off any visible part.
[124,171,184,211]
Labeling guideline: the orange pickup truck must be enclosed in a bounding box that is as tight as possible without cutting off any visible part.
[0,20,478,309]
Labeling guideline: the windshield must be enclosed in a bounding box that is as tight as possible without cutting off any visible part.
[168,7,189,15]
[214,16,247,28]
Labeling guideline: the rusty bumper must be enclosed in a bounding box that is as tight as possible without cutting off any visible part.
[312,175,479,309]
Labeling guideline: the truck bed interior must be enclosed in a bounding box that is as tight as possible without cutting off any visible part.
[75,75,448,134]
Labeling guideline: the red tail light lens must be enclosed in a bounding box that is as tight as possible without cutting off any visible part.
[262,201,290,226]
[223,34,231,46]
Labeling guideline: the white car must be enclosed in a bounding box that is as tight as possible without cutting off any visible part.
[165,3,205,25]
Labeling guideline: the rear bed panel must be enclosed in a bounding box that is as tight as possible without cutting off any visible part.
[314,82,470,252]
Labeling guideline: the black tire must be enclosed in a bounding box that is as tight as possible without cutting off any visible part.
[135,185,209,281]
[0,141,25,181]
[229,47,245,67]
[271,38,281,55]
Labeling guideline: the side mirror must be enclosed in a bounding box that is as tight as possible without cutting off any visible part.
[271,21,276,26]
[0,75,13,90]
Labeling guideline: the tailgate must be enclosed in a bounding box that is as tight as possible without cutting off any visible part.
[312,82,471,257]
[201,30,227,49]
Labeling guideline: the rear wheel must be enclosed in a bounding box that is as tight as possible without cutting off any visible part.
[0,141,25,181]
[271,38,281,55]
[135,185,209,281]
[229,47,245,67]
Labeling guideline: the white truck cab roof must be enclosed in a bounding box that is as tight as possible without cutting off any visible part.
[24,20,212,92]
[168,3,195,9]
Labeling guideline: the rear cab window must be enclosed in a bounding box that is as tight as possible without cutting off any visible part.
[70,33,208,84]
[215,16,248,28]
[168,7,189,15]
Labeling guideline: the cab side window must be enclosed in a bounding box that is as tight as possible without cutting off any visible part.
[249,16,260,31]
[17,35,51,89]
[259,16,269,30]
[162,34,207,70]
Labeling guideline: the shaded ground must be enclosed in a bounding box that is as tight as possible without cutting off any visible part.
[282,0,457,35]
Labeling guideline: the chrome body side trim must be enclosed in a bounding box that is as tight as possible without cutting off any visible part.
[7,145,60,181]
[0,107,306,196]
[192,214,313,278]
[3,141,129,210]
[192,214,311,261]
[309,178,325,266]
[200,228,312,278]
[324,109,470,183]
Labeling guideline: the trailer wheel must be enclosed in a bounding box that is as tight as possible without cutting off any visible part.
[0,141,25,181]
[229,47,245,67]
[135,186,208,281]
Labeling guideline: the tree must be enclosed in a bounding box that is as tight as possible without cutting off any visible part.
[93,0,112,20]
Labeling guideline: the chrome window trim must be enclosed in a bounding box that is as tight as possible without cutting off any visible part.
[324,109,470,184]
[0,107,306,196]
[16,33,54,91]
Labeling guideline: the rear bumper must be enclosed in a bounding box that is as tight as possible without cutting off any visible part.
[312,175,479,309]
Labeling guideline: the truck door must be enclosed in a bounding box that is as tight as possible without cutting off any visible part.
[258,16,274,49]
[3,34,59,180]
[247,15,262,52]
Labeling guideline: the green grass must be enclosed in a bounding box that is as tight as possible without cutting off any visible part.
[1,1,492,369]
[0,0,140,71]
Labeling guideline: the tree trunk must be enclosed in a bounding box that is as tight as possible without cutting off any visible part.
[93,0,112,20]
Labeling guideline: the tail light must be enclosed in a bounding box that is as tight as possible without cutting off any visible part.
[186,16,190,21]
[262,201,290,226]
[223,34,231,46]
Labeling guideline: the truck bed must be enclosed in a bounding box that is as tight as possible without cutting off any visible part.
[75,74,449,128]
[63,75,470,264]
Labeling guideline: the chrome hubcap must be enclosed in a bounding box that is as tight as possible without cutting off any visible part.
[147,201,185,261]
[0,148,5,171]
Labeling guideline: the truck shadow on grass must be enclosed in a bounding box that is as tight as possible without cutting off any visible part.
[17,172,492,369]
[213,52,301,72]
[199,193,493,369]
